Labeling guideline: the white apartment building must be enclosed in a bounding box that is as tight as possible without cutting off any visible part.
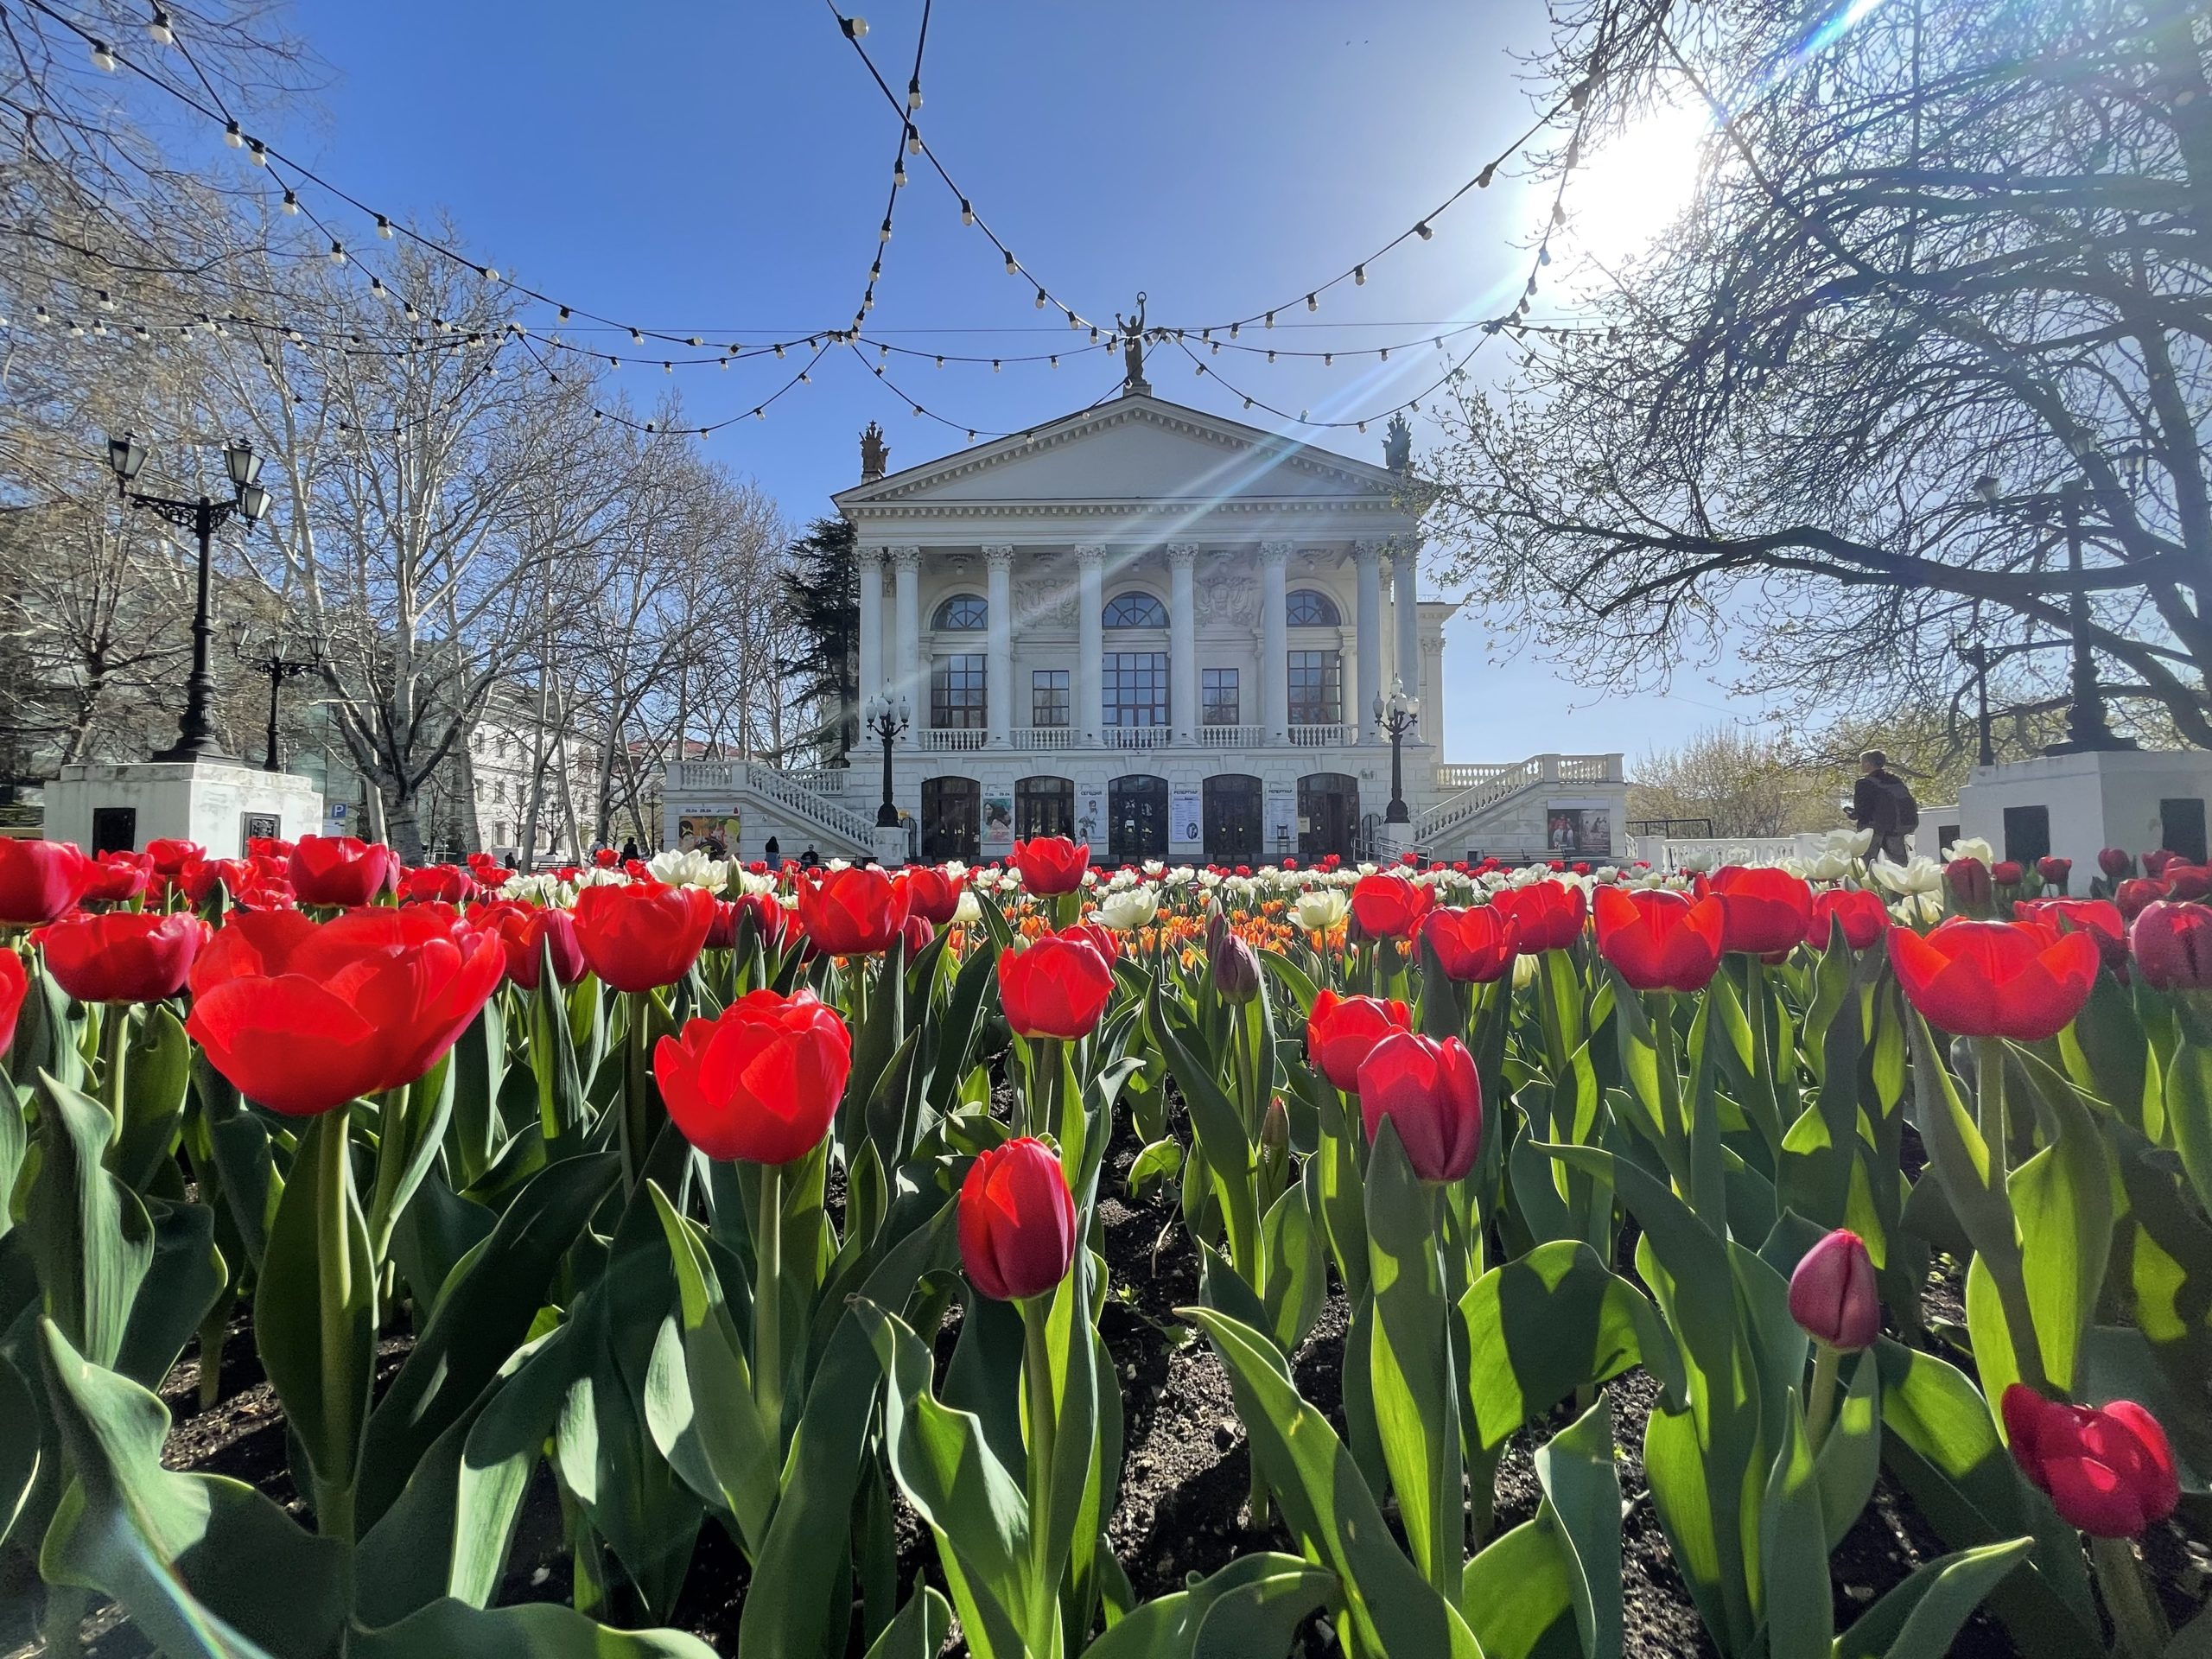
[666,381,1625,866]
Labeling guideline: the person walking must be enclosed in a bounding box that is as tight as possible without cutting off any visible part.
[1848,749,1918,864]
[764,835,780,869]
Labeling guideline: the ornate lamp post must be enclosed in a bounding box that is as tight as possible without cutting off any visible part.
[1374,679,1419,825]
[232,623,321,772]
[1954,632,1996,766]
[862,690,911,828]
[107,433,270,763]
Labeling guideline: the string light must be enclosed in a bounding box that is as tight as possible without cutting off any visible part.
[147,8,173,45]
[89,38,116,69]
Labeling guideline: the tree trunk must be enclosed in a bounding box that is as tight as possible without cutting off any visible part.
[383,785,427,863]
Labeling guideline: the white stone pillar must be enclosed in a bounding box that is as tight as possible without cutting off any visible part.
[892,545,921,746]
[1355,542,1383,743]
[1393,541,1421,736]
[1077,545,1105,741]
[1260,541,1291,741]
[1168,543,1198,742]
[984,543,1014,746]
[856,546,885,713]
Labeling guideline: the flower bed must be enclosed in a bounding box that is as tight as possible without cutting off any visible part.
[0,830,2203,1659]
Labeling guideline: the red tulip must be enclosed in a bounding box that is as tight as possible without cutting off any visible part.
[82,849,154,904]
[144,838,203,878]
[2166,864,2212,902]
[0,950,23,1058]
[1306,988,1413,1092]
[1594,886,1726,993]
[179,856,253,909]
[0,838,92,925]
[1707,866,1812,957]
[998,931,1116,1039]
[186,906,504,1116]
[1811,887,1890,952]
[1887,918,2101,1041]
[398,863,477,905]
[1788,1229,1878,1350]
[737,893,802,955]
[2114,876,2169,921]
[35,911,208,1003]
[899,914,935,956]
[482,902,586,989]
[796,865,908,956]
[655,988,852,1165]
[288,835,399,907]
[1491,880,1587,954]
[2037,856,2072,892]
[958,1136,1076,1300]
[1420,904,1518,982]
[901,865,962,925]
[1356,1031,1484,1182]
[1944,858,1994,915]
[2097,847,2133,880]
[1990,860,2024,887]
[2014,898,2127,973]
[2128,899,2212,991]
[1350,873,1430,940]
[572,881,716,991]
[2143,849,2183,878]
[2002,1386,2178,1538]
[1062,918,1122,965]
[1012,836,1090,896]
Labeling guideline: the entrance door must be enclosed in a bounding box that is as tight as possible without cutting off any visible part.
[1108,775,1168,863]
[1016,776,1075,840]
[920,776,980,861]
[1298,772,1360,860]
[90,806,137,855]
[1203,774,1262,865]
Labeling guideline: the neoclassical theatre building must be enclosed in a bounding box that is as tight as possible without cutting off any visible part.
[666,379,1624,866]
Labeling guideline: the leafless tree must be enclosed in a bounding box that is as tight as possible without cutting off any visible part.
[1426,0,2212,745]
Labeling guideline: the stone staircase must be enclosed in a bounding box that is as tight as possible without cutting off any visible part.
[1414,753,1624,854]
[671,761,877,856]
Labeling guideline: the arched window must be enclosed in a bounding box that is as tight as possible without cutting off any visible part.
[1103,591,1168,628]
[1286,588,1340,627]
[933,594,988,631]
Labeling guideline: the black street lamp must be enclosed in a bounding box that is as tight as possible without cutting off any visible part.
[1954,633,1996,766]
[862,690,911,828]
[1374,679,1418,825]
[232,623,321,772]
[107,433,271,764]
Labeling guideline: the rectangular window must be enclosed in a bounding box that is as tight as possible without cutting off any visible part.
[931,652,987,729]
[1031,668,1070,728]
[1103,651,1169,727]
[1287,650,1341,725]
[1202,667,1241,726]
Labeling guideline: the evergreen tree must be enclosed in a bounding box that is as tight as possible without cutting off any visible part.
[777,517,859,763]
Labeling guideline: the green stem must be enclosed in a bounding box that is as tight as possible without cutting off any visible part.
[312,1104,362,1568]
[755,1158,786,1445]
[1805,1343,1842,1457]
[2089,1535,2169,1659]
[1427,1195,1465,1604]
[366,1085,409,1264]
[1020,1296,1061,1654]
[98,1002,129,1145]
[1650,993,1692,1197]
[1976,1037,2050,1393]
[622,989,654,1190]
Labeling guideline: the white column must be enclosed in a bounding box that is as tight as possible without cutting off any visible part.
[856,546,885,711]
[1168,543,1198,742]
[1393,540,1421,736]
[984,543,1014,746]
[1077,545,1105,741]
[892,545,921,745]
[1260,541,1290,741]
[1354,541,1383,743]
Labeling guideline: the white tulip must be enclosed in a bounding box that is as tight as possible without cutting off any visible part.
[646,847,730,890]
[736,869,778,897]
[1870,855,1945,895]
[1294,888,1349,931]
[1096,886,1160,931]
[1943,836,1993,867]
[951,888,982,926]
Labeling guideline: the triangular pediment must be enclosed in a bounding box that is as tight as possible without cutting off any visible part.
[834,394,1405,511]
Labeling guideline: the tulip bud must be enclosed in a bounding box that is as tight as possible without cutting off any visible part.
[2115,876,2169,921]
[958,1137,1077,1301]
[1210,925,1260,1003]
[1787,1229,1878,1350]
[2166,863,2211,901]
[1990,860,2024,888]
[2144,849,2182,878]
[2129,899,2212,992]
[2098,847,2133,880]
[2037,856,2072,893]
[1944,856,1993,916]
[1260,1095,1289,1186]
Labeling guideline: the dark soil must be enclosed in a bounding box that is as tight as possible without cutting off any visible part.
[8,1103,2204,1659]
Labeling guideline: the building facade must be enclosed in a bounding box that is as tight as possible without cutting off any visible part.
[666,388,1625,865]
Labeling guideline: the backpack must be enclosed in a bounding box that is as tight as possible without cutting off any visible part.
[1877,772,1920,832]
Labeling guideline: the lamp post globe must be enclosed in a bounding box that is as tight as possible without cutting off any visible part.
[1376,680,1418,826]
[864,690,909,829]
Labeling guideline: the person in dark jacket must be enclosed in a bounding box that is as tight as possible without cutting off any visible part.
[1848,750,1918,864]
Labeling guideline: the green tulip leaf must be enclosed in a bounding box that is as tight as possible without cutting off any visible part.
[861,1586,954,1659]
[1459,1518,1580,1659]
[2005,1049,2114,1395]
[358,1151,619,1533]
[1261,1178,1327,1354]
[448,1325,583,1607]
[1462,1238,1679,1455]
[116,1197,226,1389]
[352,1597,717,1659]
[1534,1390,1624,1659]
[1126,1135,1183,1203]
[1079,1551,1337,1659]
[1758,1389,1834,1659]
[35,1319,346,1659]
[1148,977,1261,1273]
[1815,1350,1883,1550]
[0,1348,41,1552]
[113,1004,193,1193]
[24,1071,153,1369]
[1831,1537,2034,1659]
[1182,1305,1484,1658]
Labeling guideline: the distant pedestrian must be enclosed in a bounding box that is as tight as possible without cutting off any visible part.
[1848,750,1918,864]
[765,836,781,869]
[620,836,640,862]
[801,844,820,868]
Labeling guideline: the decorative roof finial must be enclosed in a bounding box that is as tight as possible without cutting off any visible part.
[1115,291,1150,396]
[859,420,889,481]
[1382,412,1413,474]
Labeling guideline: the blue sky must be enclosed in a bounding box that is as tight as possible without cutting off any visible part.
[264,0,1758,763]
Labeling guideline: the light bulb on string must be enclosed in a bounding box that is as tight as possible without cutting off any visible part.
[1035,288,1047,309]
[906,78,922,111]
[906,125,922,155]
[90,40,116,71]
[1379,346,1389,360]
[1414,221,1433,239]
[961,200,974,224]
[879,219,893,241]
[1306,294,1317,312]
[893,160,907,187]
[1323,353,1332,366]
[557,305,570,321]
[482,266,500,283]
[841,14,867,37]
[935,355,944,368]
[630,327,644,343]
[328,241,346,264]
[248,140,268,166]
[799,370,810,382]
[1267,350,1275,363]
[1354,264,1366,285]
[775,343,785,357]
[1067,310,1079,329]
[224,120,242,147]
[1265,311,1275,328]
[1003,251,1018,276]
[1049,355,1058,368]
[376,215,393,238]
[1229,322,1240,339]
[281,188,299,213]
[96,290,114,310]
[992,359,1001,372]
[148,8,173,44]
